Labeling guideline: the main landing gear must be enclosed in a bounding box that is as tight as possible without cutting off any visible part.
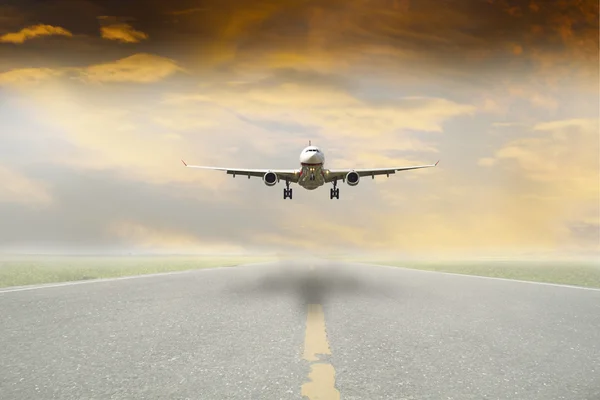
[283,179,293,200]
[330,179,340,199]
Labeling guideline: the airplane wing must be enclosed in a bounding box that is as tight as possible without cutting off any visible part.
[181,160,300,182]
[324,161,439,182]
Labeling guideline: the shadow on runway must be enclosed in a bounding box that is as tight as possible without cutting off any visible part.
[225,260,400,307]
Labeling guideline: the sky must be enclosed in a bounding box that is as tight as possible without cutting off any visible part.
[0,0,598,257]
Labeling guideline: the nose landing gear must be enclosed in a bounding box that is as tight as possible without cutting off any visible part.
[283,179,293,199]
[330,179,339,199]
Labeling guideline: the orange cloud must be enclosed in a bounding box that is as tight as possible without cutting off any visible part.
[0,54,183,87]
[197,0,596,80]
[2,1,596,93]
[100,23,148,43]
[0,24,72,44]
[79,53,182,83]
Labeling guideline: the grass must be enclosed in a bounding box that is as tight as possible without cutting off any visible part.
[364,259,600,289]
[0,255,276,288]
[3,255,598,290]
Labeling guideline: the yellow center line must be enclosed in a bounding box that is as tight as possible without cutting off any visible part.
[301,303,340,400]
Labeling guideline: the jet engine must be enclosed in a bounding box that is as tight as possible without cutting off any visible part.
[346,171,360,186]
[263,171,278,186]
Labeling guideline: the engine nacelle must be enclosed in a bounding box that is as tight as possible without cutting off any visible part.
[263,171,278,186]
[346,171,360,186]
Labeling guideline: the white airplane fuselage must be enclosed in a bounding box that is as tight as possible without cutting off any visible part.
[298,146,326,190]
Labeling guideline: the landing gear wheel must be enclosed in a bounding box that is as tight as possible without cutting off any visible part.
[283,180,292,199]
[330,180,340,199]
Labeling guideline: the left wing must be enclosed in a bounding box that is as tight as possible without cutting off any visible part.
[181,160,300,183]
[324,161,439,182]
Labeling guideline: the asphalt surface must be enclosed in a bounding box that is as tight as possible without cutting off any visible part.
[1,259,599,400]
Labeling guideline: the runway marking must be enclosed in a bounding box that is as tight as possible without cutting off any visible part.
[358,263,600,292]
[303,304,330,361]
[301,303,340,400]
[0,262,273,295]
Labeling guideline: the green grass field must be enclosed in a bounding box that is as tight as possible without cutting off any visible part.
[365,259,600,288]
[0,255,276,288]
[2,255,598,290]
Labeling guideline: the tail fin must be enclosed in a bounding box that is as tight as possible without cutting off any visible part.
[309,140,311,146]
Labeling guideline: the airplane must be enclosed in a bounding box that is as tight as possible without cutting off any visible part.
[181,142,439,200]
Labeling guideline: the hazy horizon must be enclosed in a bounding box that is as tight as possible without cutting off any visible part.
[1,0,598,258]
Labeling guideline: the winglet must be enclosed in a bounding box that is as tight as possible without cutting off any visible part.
[435,160,440,166]
[181,159,187,166]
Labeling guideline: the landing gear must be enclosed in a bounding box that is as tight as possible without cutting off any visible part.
[283,179,293,200]
[330,179,339,199]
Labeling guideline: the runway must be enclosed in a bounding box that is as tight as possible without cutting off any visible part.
[1,260,599,400]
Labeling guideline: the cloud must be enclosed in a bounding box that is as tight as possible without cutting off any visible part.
[108,220,243,253]
[0,0,597,256]
[168,81,475,147]
[495,118,598,187]
[1,1,596,95]
[351,116,599,255]
[488,118,599,248]
[100,23,148,43]
[0,54,183,87]
[78,53,182,83]
[159,78,471,179]
[0,68,64,86]
[0,24,72,44]
[2,82,597,254]
[0,165,300,253]
[533,118,598,133]
[507,86,559,110]
[3,85,251,195]
[478,158,497,167]
[168,0,597,88]
[0,165,53,206]
[1,1,596,86]
[168,7,208,16]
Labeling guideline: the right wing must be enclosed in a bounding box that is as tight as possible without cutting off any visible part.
[324,161,439,182]
[181,160,300,183]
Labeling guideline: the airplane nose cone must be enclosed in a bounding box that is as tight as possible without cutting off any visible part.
[307,154,321,163]
[299,149,324,164]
